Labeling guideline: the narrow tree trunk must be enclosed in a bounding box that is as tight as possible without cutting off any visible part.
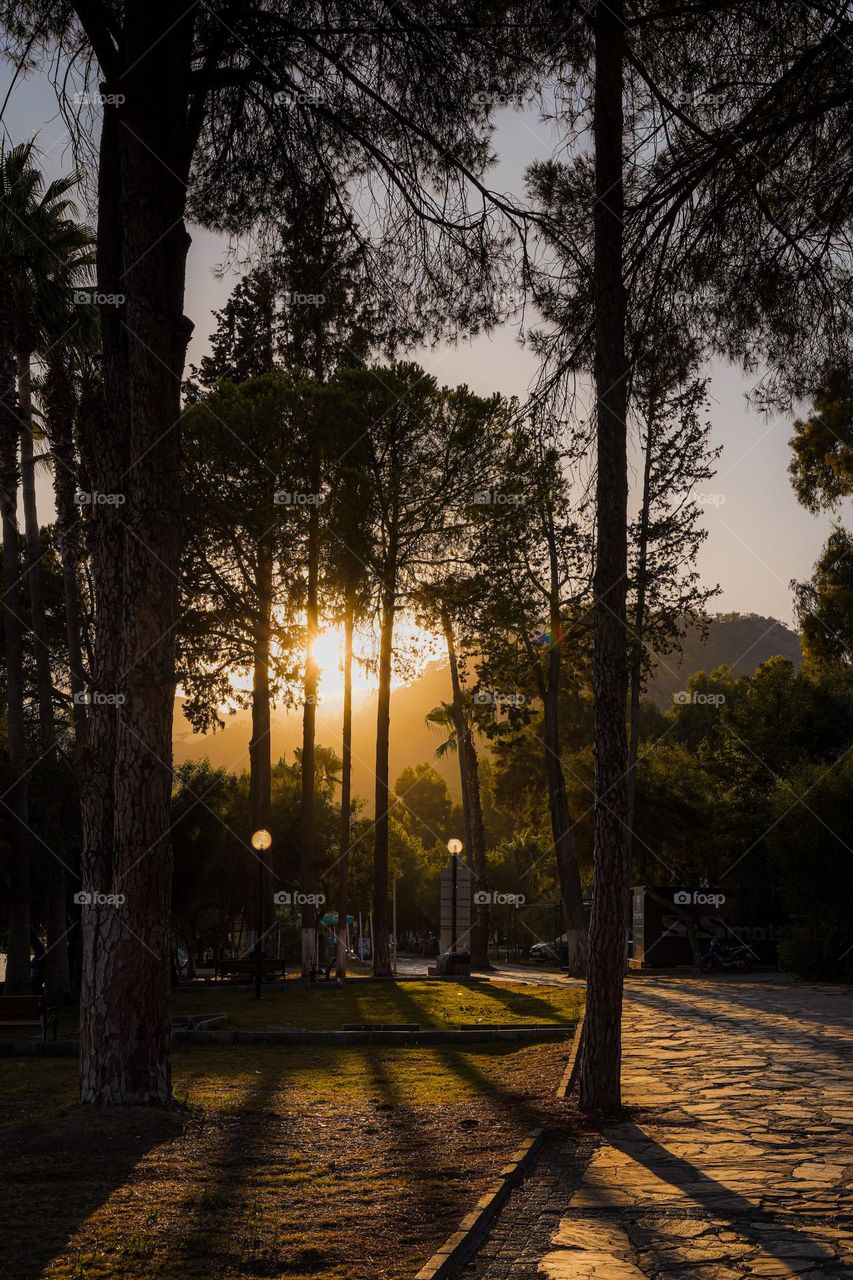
[44,354,88,746]
[18,352,55,747]
[463,731,489,967]
[18,351,72,1005]
[441,608,490,967]
[578,0,630,1117]
[372,578,395,978]
[543,685,586,975]
[626,407,654,839]
[64,365,97,1008]
[300,447,321,977]
[0,339,31,995]
[543,517,587,977]
[442,615,473,851]
[78,8,194,1102]
[336,585,355,977]
[249,534,273,946]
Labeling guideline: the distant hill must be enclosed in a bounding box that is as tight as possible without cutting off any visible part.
[646,613,802,709]
[173,614,803,801]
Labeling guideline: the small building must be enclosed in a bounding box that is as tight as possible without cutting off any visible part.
[630,885,784,968]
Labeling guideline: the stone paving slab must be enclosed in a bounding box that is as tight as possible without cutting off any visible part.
[464,977,853,1280]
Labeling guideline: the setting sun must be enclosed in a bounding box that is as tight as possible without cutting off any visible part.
[310,616,441,696]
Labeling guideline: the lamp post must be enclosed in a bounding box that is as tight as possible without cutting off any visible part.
[251,828,272,999]
[447,838,463,954]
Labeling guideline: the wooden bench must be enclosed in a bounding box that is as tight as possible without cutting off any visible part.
[310,958,337,982]
[215,957,286,981]
[0,995,58,1042]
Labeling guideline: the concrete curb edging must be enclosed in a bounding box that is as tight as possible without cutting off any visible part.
[1,1018,578,1049]
[555,1004,585,1099]
[413,1127,546,1280]
[172,1024,574,1047]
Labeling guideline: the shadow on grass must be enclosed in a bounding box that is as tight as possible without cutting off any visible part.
[0,991,579,1280]
[173,1066,313,1276]
[467,979,582,1026]
[171,1046,521,1279]
[0,1090,183,1280]
[379,983,561,1128]
[358,1036,549,1258]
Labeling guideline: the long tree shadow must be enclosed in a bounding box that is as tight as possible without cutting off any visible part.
[171,1058,308,1274]
[379,982,570,1127]
[0,992,581,1280]
[677,976,853,1036]
[360,1028,566,1258]
[626,983,853,1064]
[607,1121,843,1274]
[0,1089,184,1280]
[424,975,579,1028]
[171,1037,552,1280]
[631,975,853,1035]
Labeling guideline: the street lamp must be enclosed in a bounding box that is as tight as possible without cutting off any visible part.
[251,828,272,999]
[447,838,462,954]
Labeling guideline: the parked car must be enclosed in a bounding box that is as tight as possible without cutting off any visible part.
[530,934,569,964]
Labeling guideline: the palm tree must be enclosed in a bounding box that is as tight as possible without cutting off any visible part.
[0,142,93,996]
[16,155,93,751]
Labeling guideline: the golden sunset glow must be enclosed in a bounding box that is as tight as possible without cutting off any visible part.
[310,616,442,696]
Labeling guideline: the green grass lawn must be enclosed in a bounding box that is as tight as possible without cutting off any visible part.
[170,978,583,1031]
[0,1030,582,1280]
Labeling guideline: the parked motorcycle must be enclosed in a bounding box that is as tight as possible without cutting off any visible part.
[699,937,752,973]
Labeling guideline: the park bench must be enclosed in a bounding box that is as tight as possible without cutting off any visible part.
[310,957,337,982]
[0,995,58,1042]
[215,957,286,981]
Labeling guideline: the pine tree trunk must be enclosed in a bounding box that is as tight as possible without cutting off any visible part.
[0,337,31,995]
[544,520,586,977]
[78,9,194,1103]
[249,533,273,948]
[336,587,355,977]
[441,609,490,967]
[463,731,490,967]
[18,351,72,1005]
[44,354,88,746]
[372,579,395,978]
[300,448,321,977]
[543,684,587,976]
[578,0,630,1117]
[442,614,473,851]
[626,409,654,838]
[18,352,56,747]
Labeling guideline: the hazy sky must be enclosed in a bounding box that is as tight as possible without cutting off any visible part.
[4,66,849,628]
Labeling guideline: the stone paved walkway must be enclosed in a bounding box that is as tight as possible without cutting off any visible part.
[466,976,853,1280]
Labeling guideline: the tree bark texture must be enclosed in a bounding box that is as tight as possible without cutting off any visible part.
[578,0,631,1117]
[77,4,195,1103]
